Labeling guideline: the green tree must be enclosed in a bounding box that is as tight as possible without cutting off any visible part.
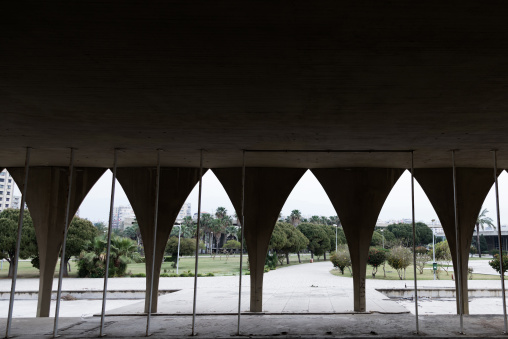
[0,209,38,278]
[387,246,412,280]
[124,220,141,245]
[290,209,302,227]
[62,217,99,276]
[330,246,351,275]
[472,234,488,255]
[269,222,309,265]
[435,240,452,275]
[367,247,386,278]
[386,222,433,247]
[297,223,329,260]
[165,236,196,257]
[309,215,321,224]
[211,207,233,256]
[223,239,241,251]
[489,254,508,275]
[371,231,383,246]
[94,221,107,235]
[476,208,494,257]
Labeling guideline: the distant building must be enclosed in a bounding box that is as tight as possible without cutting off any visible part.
[0,169,17,212]
[178,202,191,219]
[113,205,136,230]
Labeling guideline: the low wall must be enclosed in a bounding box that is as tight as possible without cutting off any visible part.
[377,288,503,298]
[0,289,179,300]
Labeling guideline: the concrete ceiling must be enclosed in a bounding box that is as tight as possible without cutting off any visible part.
[2,1,508,168]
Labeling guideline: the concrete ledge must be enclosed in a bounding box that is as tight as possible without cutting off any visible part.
[377,288,504,298]
[0,289,179,300]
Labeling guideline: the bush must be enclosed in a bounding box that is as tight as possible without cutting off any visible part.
[489,254,508,275]
[330,247,351,275]
[415,253,430,274]
[367,247,386,278]
[131,273,146,277]
[387,246,412,280]
[206,272,214,276]
[160,273,170,277]
[415,246,428,255]
[491,249,500,257]
[265,253,277,270]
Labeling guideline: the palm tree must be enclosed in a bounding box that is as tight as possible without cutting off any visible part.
[290,209,302,227]
[476,208,495,257]
[309,215,321,224]
[329,216,341,227]
[181,216,196,238]
[199,213,214,254]
[212,207,232,257]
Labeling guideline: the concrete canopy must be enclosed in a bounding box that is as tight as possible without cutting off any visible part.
[2,1,508,168]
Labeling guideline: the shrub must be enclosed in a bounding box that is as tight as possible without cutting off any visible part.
[206,272,214,276]
[491,249,500,257]
[387,246,412,280]
[415,253,431,274]
[489,254,508,275]
[265,253,277,270]
[160,273,170,277]
[330,247,351,275]
[367,247,386,278]
[415,246,428,255]
[131,273,146,277]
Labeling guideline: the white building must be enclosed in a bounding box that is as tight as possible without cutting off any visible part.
[112,205,136,230]
[0,169,19,212]
[178,202,191,219]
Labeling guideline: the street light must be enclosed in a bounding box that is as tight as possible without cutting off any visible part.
[381,228,384,249]
[432,227,436,280]
[333,224,338,252]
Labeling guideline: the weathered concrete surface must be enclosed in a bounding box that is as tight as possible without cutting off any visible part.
[414,168,498,315]
[8,167,105,317]
[1,314,507,338]
[312,168,404,312]
[116,167,203,313]
[2,2,508,168]
[214,168,306,312]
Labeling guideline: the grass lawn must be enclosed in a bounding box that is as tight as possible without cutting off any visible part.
[0,253,320,279]
[330,264,501,280]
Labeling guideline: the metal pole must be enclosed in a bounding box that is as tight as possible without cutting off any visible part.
[53,148,75,338]
[410,151,419,334]
[176,225,181,275]
[493,150,508,333]
[146,150,162,337]
[335,225,338,252]
[192,150,204,336]
[5,147,31,339]
[100,149,118,337]
[452,150,464,334]
[433,228,436,281]
[237,150,246,335]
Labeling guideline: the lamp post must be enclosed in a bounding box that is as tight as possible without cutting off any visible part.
[176,224,182,275]
[432,227,436,280]
[333,224,338,252]
[381,228,385,249]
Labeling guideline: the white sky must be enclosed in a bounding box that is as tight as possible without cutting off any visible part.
[61,169,508,227]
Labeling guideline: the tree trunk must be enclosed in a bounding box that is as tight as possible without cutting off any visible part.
[323,252,327,261]
[476,223,481,258]
[311,251,314,259]
[7,259,14,278]
[297,252,301,263]
[63,258,69,277]
[286,253,290,265]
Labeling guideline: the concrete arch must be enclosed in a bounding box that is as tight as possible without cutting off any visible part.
[414,168,501,315]
[312,168,405,312]
[8,166,106,317]
[116,167,205,313]
[213,167,307,312]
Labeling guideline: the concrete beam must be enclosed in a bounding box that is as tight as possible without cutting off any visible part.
[214,168,306,312]
[312,168,404,312]
[116,167,203,313]
[414,168,498,315]
[8,166,105,317]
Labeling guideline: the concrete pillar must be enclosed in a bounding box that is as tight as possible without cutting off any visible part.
[414,168,497,314]
[116,167,203,313]
[8,166,105,317]
[214,168,306,312]
[312,168,404,312]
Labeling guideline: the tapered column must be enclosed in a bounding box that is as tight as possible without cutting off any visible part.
[214,168,305,312]
[313,168,404,312]
[415,168,497,314]
[116,167,203,313]
[8,166,105,317]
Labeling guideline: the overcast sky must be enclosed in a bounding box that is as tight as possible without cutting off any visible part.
[49,169,508,227]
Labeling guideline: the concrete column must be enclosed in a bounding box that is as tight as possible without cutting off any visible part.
[116,167,203,313]
[414,168,497,315]
[214,168,306,312]
[312,168,404,312]
[8,166,105,317]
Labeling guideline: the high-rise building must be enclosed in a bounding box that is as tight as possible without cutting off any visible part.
[177,202,191,220]
[112,205,136,230]
[0,169,18,212]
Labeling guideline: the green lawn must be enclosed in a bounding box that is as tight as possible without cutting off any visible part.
[0,253,319,279]
[330,264,501,280]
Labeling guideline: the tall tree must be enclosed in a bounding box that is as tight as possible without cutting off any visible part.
[211,207,232,255]
[290,209,302,227]
[476,208,495,257]
[63,216,99,276]
[309,215,321,224]
[269,222,309,265]
[0,209,37,278]
[297,223,330,260]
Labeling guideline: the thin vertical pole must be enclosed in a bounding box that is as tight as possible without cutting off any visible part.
[100,149,118,337]
[452,150,464,334]
[493,150,508,333]
[192,150,204,336]
[5,147,31,339]
[237,151,246,335]
[433,228,436,280]
[410,151,419,334]
[176,225,181,275]
[53,148,75,338]
[146,150,161,336]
